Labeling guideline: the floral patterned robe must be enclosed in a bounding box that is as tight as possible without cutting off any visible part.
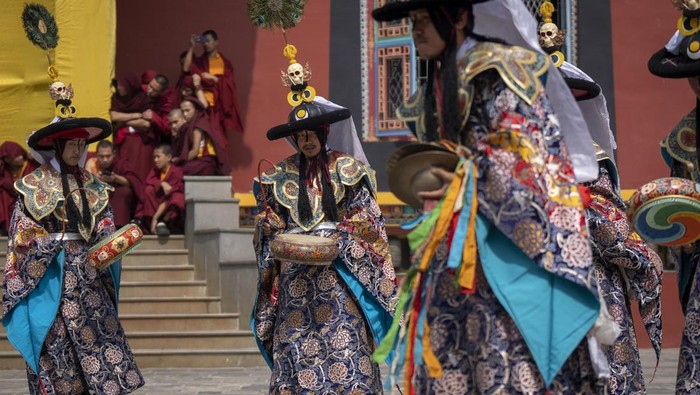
[678,246,700,393]
[252,151,398,394]
[662,110,700,392]
[1,166,144,395]
[585,165,663,394]
[396,41,604,393]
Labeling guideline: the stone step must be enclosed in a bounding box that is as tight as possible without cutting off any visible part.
[119,281,208,298]
[125,331,256,350]
[0,349,266,369]
[122,265,195,282]
[118,296,221,314]
[0,330,256,352]
[0,337,13,352]
[122,249,189,266]
[134,349,265,368]
[120,313,239,332]
[138,235,185,249]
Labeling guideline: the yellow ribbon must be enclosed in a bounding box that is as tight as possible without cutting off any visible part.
[418,165,465,271]
[422,322,443,378]
[458,162,479,290]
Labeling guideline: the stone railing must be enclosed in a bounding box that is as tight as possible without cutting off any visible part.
[184,176,257,330]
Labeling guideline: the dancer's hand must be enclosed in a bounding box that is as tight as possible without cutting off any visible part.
[417,167,454,203]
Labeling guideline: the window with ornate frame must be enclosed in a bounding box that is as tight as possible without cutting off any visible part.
[361,0,577,141]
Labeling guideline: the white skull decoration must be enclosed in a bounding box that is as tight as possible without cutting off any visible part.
[49,81,74,101]
[287,62,305,86]
[539,23,559,48]
[688,0,700,10]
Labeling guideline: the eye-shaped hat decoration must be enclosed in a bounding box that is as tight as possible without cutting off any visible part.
[649,0,700,77]
[22,3,111,152]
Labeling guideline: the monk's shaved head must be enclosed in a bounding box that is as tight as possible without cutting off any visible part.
[169,108,185,119]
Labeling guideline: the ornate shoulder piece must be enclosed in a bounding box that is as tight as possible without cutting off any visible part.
[396,85,425,132]
[661,109,699,181]
[592,142,620,190]
[459,42,549,106]
[593,142,610,162]
[396,86,430,141]
[15,166,64,221]
[332,153,377,194]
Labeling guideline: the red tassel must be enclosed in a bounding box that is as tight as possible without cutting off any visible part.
[578,184,592,208]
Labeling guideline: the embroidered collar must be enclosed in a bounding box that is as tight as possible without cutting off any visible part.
[256,150,376,231]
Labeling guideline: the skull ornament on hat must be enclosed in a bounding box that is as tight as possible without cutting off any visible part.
[538,0,566,67]
[280,43,317,108]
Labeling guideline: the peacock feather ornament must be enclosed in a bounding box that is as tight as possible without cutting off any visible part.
[247,0,307,30]
[22,3,76,118]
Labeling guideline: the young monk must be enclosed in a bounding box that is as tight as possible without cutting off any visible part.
[142,144,185,236]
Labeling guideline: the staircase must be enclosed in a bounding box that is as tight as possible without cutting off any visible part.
[0,235,264,369]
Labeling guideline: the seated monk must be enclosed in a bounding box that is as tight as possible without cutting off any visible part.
[174,96,230,176]
[0,141,38,234]
[143,144,185,237]
[86,140,144,228]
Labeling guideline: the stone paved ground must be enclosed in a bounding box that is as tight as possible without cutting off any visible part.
[0,348,679,394]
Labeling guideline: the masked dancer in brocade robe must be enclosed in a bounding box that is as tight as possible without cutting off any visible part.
[252,86,398,392]
[1,79,144,395]
[563,62,662,395]
[371,0,618,392]
[648,0,700,391]
[1,6,144,393]
[536,4,664,391]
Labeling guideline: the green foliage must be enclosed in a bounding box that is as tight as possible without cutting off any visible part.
[247,0,307,30]
[22,3,59,51]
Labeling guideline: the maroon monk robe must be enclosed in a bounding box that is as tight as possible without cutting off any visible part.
[97,158,145,228]
[172,74,195,108]
[0,142,38,232]
[150,90,175,139]
[141,69,158,90]
[173,97,231,176]
[112,72,174,180]
[191,53,244,135]
[142,165,185,234]
[112,73,154,180]
[111,74,152,115]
